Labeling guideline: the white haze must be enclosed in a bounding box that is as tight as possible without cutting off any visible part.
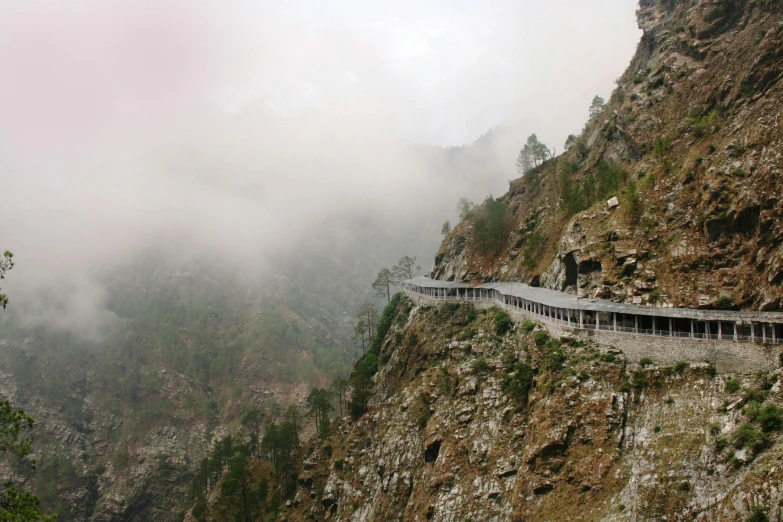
[0,0,640,337]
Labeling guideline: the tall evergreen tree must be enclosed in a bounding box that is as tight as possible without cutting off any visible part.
[352,320,367,353]
[471,196,511,254]
[372,268,397,303]
[356,303,379,340]
[441,220,451,235]
[391,256,419,282]
[330,379,349,418]
[215,454,261,522]
[589,95,606,119]
[456,198,474,219]
[241,410,265,457]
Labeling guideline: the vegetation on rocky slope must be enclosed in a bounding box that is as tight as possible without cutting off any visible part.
[434,0,783,312]
[0,258,354,520]
[285,296,783,521]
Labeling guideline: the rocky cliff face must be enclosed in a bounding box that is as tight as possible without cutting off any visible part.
[285,296,783,521]
[282,2,783,520]
[433,0,783,311]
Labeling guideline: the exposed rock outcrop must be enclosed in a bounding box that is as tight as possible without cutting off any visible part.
[286,297,783,521]
[432,0,783,311]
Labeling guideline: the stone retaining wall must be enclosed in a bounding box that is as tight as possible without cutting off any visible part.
[405,290,779,374]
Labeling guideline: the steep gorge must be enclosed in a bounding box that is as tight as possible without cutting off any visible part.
[284,1,783,520]
[286,297,783,521]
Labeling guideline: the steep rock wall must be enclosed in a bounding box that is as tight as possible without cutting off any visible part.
[285,297,783,521]
[432,0,783,312]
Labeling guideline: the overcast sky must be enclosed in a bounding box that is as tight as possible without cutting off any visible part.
[0,0,640,147]
[0,0,641,336]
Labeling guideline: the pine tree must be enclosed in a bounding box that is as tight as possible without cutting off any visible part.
[456,198,474,219]
[441,221,451,235]
[391,256,419,282]
[356,303,379,340]
[589,95,606,119]
[372,268,397,303]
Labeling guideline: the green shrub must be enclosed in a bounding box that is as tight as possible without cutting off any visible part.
[652,136,672,157]
[369,293,403,356]
[745,389,768,404]
[444,302,461,316]
[501,350,518,372]
[457,328,476,341]
[715,435,727,451]
[678,481,691,492]
[333,459,345,470]
[623,181,642,221]
[673,361,689,374]
[602,352,618,363]
[436,369,453,394]
[520,320,536,335]
[355,352,378,379]
[632,370,648,390]
[494,309,513,336]
[522,232,545,269]
[648,289,661,303]
[544,340,565,372]
[733,423,768,452]
[756,404,783,432]
[745,401,762,422]
[714,295,735,310]
[639,357,653,367]
[706,363,717,378]
[747,506,769,522]
[532,330,551,348]
[659,158,672,175]
[725,378,741,393]
[471,357,489,374]
[502,360,534,407]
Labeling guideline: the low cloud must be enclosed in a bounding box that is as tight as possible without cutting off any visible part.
[0,0,640,337]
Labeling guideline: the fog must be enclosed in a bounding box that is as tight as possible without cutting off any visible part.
[0,0,641,337]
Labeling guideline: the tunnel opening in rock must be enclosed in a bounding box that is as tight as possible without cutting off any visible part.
[425,440,441,463]
[564,254,578,288]
[734,205,760,236]
[579,259,602,274]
